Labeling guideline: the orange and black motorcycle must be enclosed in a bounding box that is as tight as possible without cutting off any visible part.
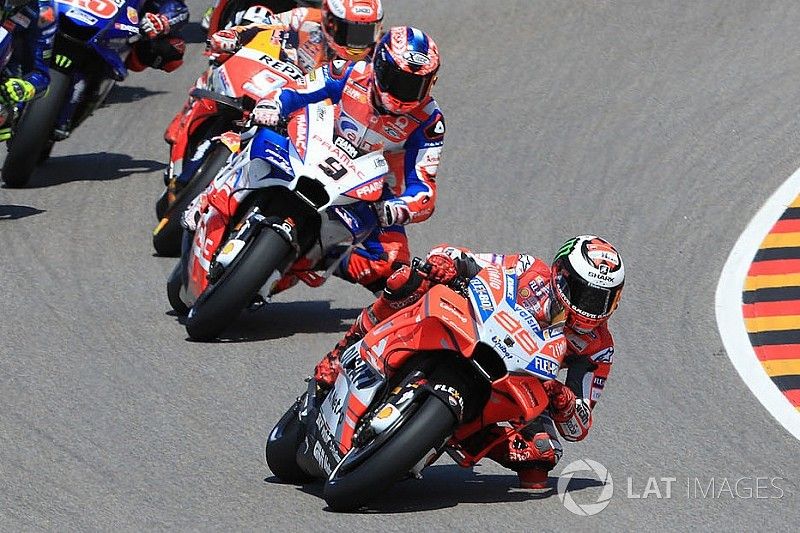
[266,259,567,511]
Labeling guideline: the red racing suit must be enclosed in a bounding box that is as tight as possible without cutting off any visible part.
[275,59,445,289]
[316,244,614,484]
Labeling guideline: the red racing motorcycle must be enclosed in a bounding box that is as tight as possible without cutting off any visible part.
[266,260,567,511]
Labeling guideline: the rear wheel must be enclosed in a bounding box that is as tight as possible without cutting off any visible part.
[266,397,314,484]
[153,144,231,257]
[185,227,293,341]
[323,396,457,512]
[2,69,71,188]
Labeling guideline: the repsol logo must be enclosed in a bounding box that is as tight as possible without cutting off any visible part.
[258,54,305,82]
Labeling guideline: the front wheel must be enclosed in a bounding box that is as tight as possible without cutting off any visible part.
[153,143,231,257]
[185,227,294,341]
[266,397,314,484]
[2,70,71,188]
[323,396,457,512]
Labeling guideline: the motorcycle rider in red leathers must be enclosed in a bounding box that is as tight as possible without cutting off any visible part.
[314,235,625,489]
[249,26,445,292]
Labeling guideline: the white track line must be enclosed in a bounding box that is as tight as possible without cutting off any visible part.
[716,167,800,441]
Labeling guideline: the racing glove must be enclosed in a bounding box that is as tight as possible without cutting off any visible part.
[252,98,282,126]
[543,379,576,422]
[208,29,240,53]
[377,198,411,227]
[0,78,35,106]
[140,13,171,39]
[425,253,458,284]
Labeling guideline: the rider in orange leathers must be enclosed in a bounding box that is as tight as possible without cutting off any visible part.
[314,235,625,489]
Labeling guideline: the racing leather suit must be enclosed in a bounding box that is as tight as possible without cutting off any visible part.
[215,7,330,74]
[126,0,189,73]
[315,244,614,487]
[1,0,56,94]
[274,60,445,290]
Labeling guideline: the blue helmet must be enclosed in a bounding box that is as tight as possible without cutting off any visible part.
[372,26,440,114]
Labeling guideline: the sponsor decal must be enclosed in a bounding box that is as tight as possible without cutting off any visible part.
[469,277,494,321]
[402,50,430,66]
[311,133,365,180]
[334,136,358,159]
[487,266,503,290]
[424,118,445,140]
[583,238,622,273]
[343,83,367,103]
[127,6,138,23]
[65,7,97,25]
[491,335,513,359]
[353,5,373,15]
[439,300,467,323]
[341,343,380,389]
[292,113,308,158]
[576,400,591,425]
[505,272,517,306]
[527,355,559,379]
[258,54,305,83]
[353,179,383,200]
[433,383,463,412]
[591,347,614,364]
[114,22,138,33]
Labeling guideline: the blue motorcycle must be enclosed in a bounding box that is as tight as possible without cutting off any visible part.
[2,0,142,187]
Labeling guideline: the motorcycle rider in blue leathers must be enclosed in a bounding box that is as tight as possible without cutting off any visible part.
[0,0,56,140]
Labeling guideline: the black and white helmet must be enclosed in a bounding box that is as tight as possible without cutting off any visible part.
[551,235,624,333]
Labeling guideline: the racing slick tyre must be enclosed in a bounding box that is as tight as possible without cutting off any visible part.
[185,227,293,341]
[167,262,189,316]
[153,144,231,257]
[323,395,457,512]
[2,70,71,188]
[266,397,314,484]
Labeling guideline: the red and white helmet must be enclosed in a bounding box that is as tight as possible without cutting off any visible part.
[322,0,383,61]
[372,26,440,115]
[551,235,625,333]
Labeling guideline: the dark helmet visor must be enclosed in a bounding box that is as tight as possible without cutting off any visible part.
[555,268,620,319]
[374,54,433,102]
[326,12,378,49]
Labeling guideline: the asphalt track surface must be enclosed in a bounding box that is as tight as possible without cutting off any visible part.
[2,0,800,529]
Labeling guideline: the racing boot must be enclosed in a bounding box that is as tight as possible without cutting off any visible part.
[487,417,562,491]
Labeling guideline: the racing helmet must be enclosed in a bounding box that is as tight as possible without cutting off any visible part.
[372,27,440,115]
[551,235,625,333]
[322,0,383,61]
[236,5,274,25]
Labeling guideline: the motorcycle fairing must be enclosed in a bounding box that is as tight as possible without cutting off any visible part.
[55,0,142,80]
